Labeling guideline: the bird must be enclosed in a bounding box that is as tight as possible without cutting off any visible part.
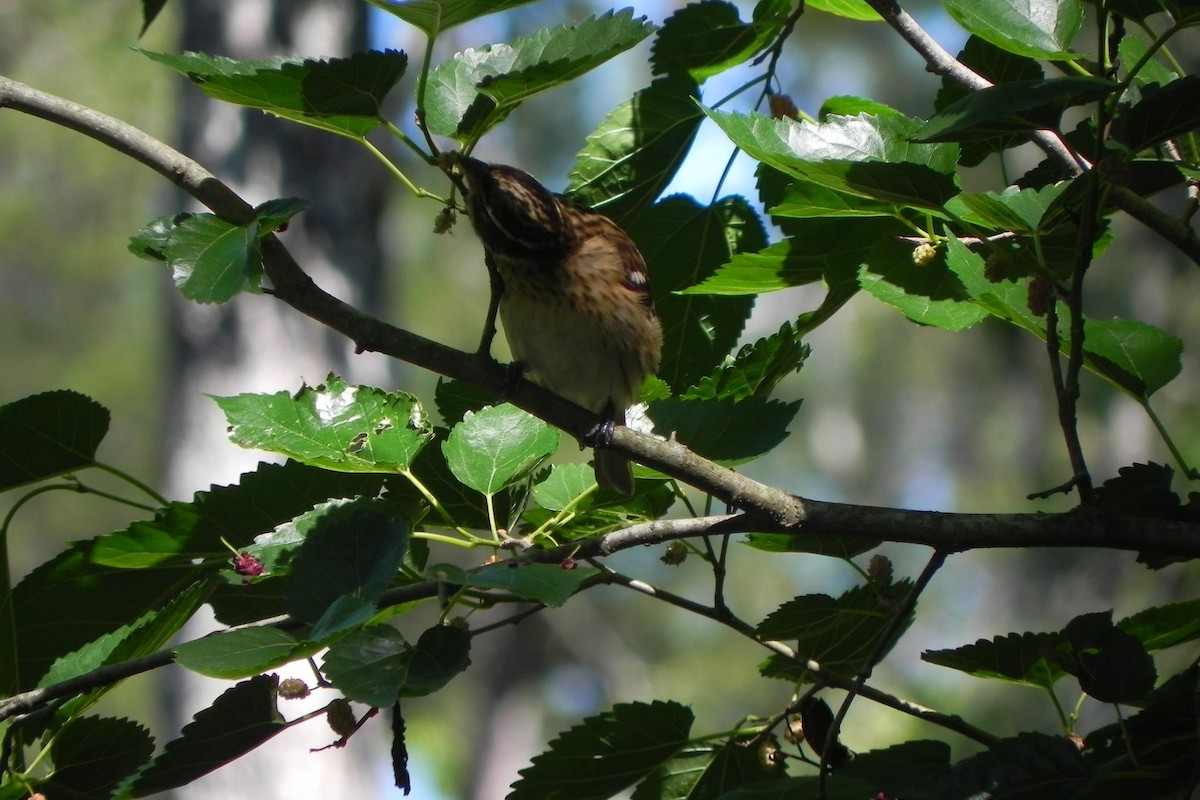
[446,153,662,495]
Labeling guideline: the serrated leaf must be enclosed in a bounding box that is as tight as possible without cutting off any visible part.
[1118,32,1178,87]
[945,183,1070,232]
[632,737,778,799]
[282,498,410,628]
[433,378,498,427]
[839,740,953,798]
[322,624,470,707]
[442,404,559,494]
[46,716,155,800]
[1112,75,1200,153]
[532,463,597,512]
[118,675,286,797]
[424,10,653,142]
[936,35,1045,165]
[704,109,960,211]
[685,321,810,402]
[651,0,789,81]
[509,701,694,800]
[365,0,540,37]
[0,390,110,492]
[806,0,881,20]
[159,213,261,303]
[628,195,760,390]
[742,532,881,559]
[13,462,380,692]
[649,397,800,465]
[756,581,914,682]
[1055,611,1156,703]
[857,238,989,331]
[1118,599,1200,651]
[429,562,597,607]
[921,632,1066,688]
[566,74,702,227]
[919,78,1117,143]
[942,0,1085,60]
[943,733,1092,798]
[946,236,1182,397]
[213,375,433,472]
[174,627,304,679]
[140,49,406,138]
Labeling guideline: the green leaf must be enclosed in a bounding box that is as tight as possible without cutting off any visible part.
[1054,611,1156,703]
[213,375,433,472]
[567,74,703,227]
[46,716,155,800]
[520,478,677,541]
[1118,599,1200,651]
[0,390,109,492]
[1118,32,1178,87]
[819,95,904,120]
[118,675,286,798]
[629,195,760,390]
[651,0,789,81]
[756,581,914,682]
[839,740,953,798]
[857,238,989,331]
[90,462,385,568]
[365,0,541,38]
[424,10,654,142]
[685,321,810,402]
[945,733,1092,798]
[532,463,597,512]
[649,397,800,465]
[769,180,899,218]
[632,738,779,799]
[705,109,960,211]
[433,378,498,427]
[936,35,1045,165]
[1112,75,1200,153]
[156,213,262,303]
[742,532,881,559]
[13,461,372,692]
[410,431,516,530]
[946,236,1182,397]
[945,183,1070,233]
[253,197,310,234]
[429,562,598,607]
[442,404,559,494]
[282,498,410,629]
[174,627,305,680]
[509,701,694,800]
[140,49,407,138]
[918,78,1117,143]
[942,0,1085,59]
[806,0,881,21]
[1084,317,1183,397]
[921,632,1066,689]
[322,624,471,707]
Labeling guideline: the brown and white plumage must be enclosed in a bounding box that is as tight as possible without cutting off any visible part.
[449,155,662,494]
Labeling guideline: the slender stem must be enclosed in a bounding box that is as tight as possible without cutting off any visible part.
[593,562,998,747]
[93,462,168,506]
[819,551,948,792]
[382,119,434,162]
[359,138,447,202]
[398,468,475,539]
[1140,400,1198,479]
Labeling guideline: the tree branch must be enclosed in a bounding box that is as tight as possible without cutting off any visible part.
[860,1,1200,268]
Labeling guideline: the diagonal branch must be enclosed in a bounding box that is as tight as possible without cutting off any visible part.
[861,0,1200,268]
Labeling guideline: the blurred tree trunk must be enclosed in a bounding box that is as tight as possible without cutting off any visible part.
[163,2,389,797]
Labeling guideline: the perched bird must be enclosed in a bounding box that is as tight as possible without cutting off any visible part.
[448,154,662,494]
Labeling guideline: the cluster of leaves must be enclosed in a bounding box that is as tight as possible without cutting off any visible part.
[4,0,1200,798]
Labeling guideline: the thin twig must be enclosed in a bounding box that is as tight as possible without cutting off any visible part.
[858,1,1200,268]
[818,551,948,795]
[593,563,998,746]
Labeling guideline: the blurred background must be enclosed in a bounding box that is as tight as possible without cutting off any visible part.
[2,0,1198,797]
